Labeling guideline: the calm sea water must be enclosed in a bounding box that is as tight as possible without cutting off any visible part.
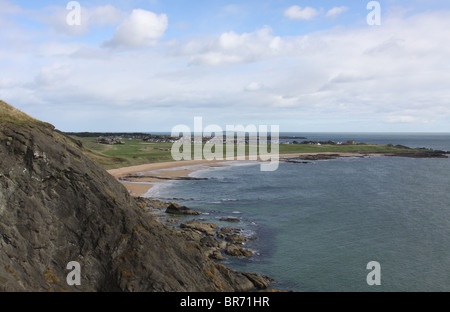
[145,133,450,292]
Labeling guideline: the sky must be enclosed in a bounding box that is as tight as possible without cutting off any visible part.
[0,0,450,132]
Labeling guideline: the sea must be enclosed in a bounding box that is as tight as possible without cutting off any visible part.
[144,133,450,292]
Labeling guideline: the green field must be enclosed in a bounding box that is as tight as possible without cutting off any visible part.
[71,135,426,170]
[73,137,175,169]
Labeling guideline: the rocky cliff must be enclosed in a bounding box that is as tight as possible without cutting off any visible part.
[0,100,268,292]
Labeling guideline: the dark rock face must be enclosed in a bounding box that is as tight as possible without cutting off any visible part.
[165,203,202,215]
[0,116,269,292]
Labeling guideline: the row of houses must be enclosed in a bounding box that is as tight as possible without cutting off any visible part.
[282,140,357,145]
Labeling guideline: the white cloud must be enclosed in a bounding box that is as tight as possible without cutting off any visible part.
[176,10,450,128]
[182,26,283,65]
[386,115,418,123]
[284,6,318,20]
[2,3,450,132]
[270,94,300,108]
[385,115,433,124]
[30,63,74,89]
[245,82,262,92]
[0,78,20,89]
[326,6,348,17]
[103,9,168,48]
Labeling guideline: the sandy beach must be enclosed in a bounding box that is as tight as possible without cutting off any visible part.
[108,159,235,196]
[107,152,378,197]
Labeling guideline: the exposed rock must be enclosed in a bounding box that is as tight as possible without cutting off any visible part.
[200,236,227,250]
[221,228,241,233]
[282,150,449,164]
[298,154,341,161]
[225,245,254,257]
[225,234,248,244]
[180,221,219,236]
[0,100,270,292]
[210,250,227,261]
[134,197,168,210]
[173,227,204,242]
[242,273,271,289]
[282,159,311,164]
[217,228,241,238]
[165,203,202,215]
[384,151,449,158]
[220,217,240,223]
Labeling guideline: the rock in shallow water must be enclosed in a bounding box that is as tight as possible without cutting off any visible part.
[225,234,248,244]
[220,217,240,223]
[225,245,254,257]
[165,203,202,215]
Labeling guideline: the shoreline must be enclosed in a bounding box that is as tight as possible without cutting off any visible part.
[108,149,448,197]
[108,159,235,197]
[107,152,386,197]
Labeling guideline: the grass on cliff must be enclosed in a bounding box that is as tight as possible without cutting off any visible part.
[0,100,52,127]
[75,137,176,169]
[71,135,425,170]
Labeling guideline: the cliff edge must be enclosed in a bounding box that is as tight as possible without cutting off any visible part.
[0,100,268,292]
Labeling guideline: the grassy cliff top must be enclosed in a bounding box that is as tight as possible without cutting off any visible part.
[0,100,51,126]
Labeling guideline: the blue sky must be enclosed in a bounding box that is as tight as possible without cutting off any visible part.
[1,0,450,132]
